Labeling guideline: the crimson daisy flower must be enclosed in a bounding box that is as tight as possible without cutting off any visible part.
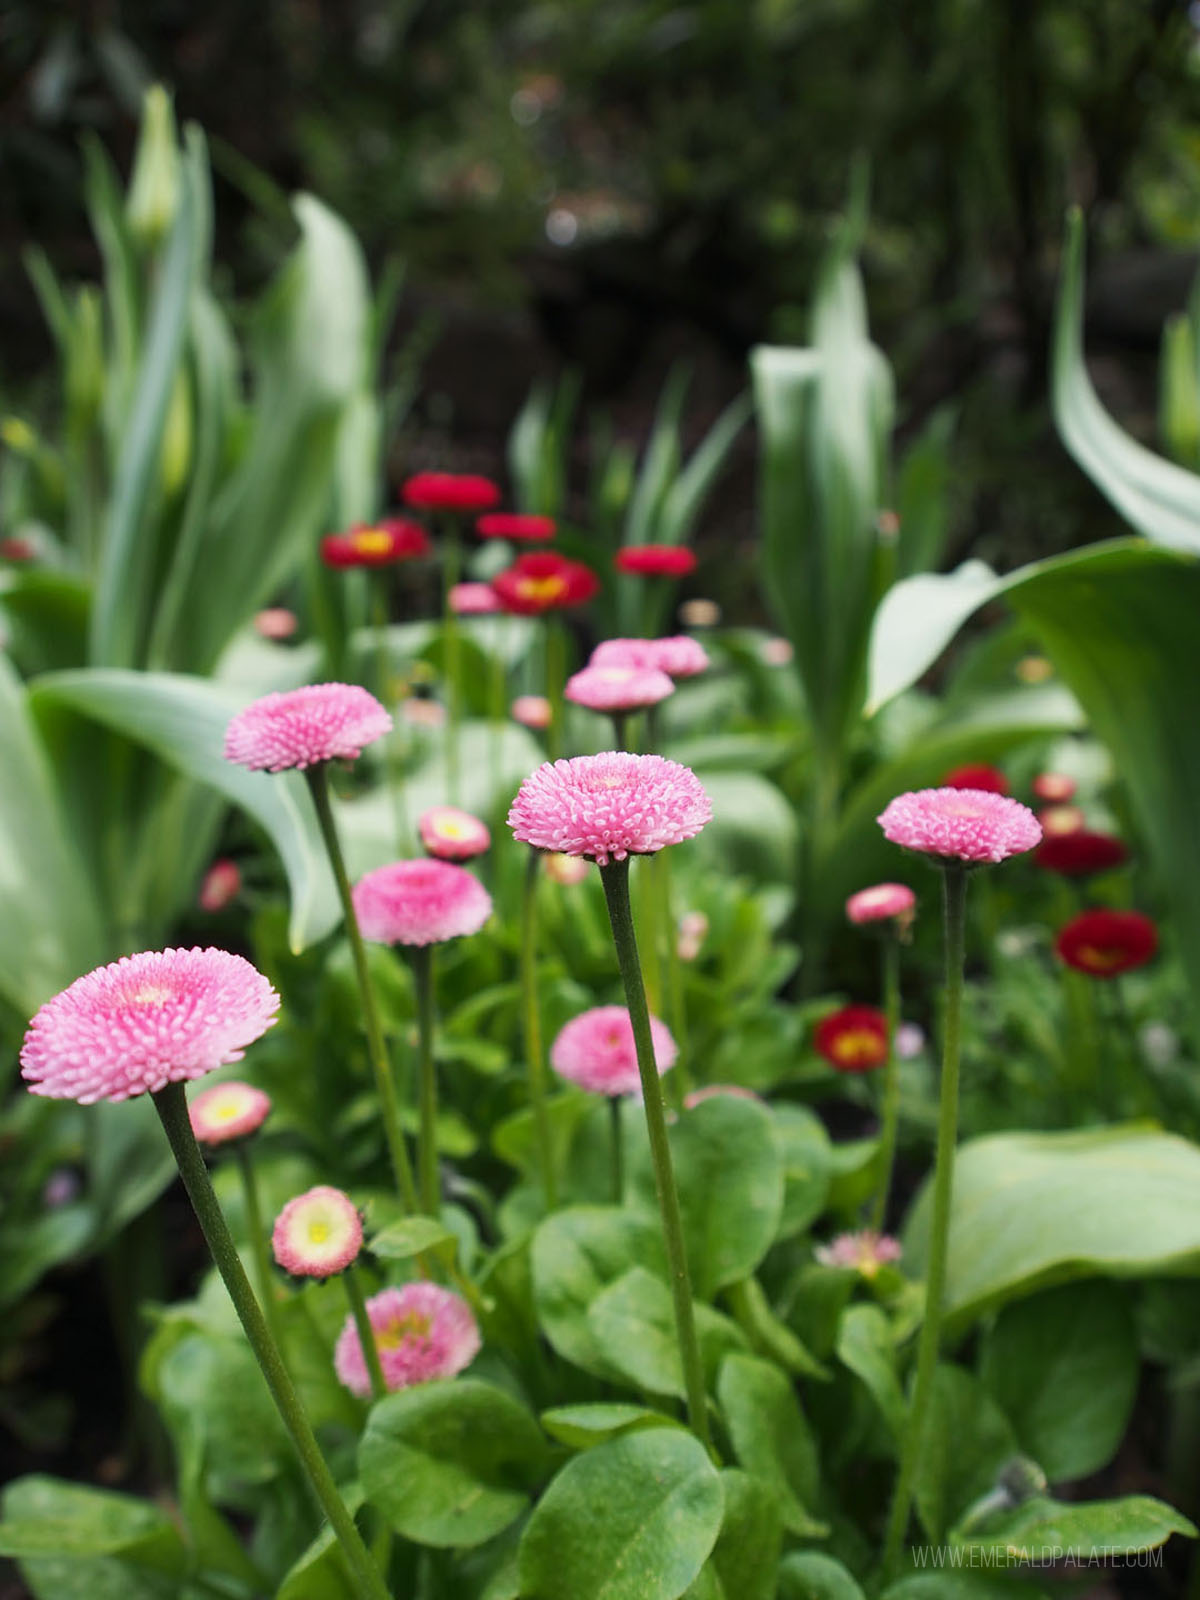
[1055,910,1158,978]
[813,1005,889,1072]
[491,551,600,615]
[401,472,501,513]
[476,512,556,541]
[615,545,697,577]
[942,763,1009,795]
[320,518,430,569]
[1034,831,1128,878]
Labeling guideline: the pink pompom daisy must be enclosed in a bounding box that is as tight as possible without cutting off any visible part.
[198,858,241,912]
[21,948,279,1105]
[544,852,590,886]
[815,1230,902,1279]
[449,582,502,616]
[508,752,711,865]
[550,1005,677,1096]
[224,684,392,773]
[846,883,916,927]
[272,1186,363,1279]
[512,695,552,730]
[334,1282,481,1398]
[590,635,710,680]
[876,787,1041,866]
[564,664,675,714]
[418,806,491,861]
[353,859,492,946]
[189,1080,272,1145]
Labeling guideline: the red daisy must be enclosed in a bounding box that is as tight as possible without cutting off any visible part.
[1055,910,1158,979]
[942,763,1009,795]
[491,551,600,615]
[615,545,697,578]
[321,519,430,569]
[476,512,557,541]
[401,472,501,513]
[814,1006,889,1073]
[1035,831,1128,878]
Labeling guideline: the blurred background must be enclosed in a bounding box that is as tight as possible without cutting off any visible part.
[3,0,1200,587]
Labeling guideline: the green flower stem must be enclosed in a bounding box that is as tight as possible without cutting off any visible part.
[153,1083,392,1600]
[441,515,462,802]
[306,765,420,1215]
[881,863,968,1582]
[233,1142,285,1354]
[869,936,902,1232]
[545,618,566,760]
[520,847,558,1209]
[635,857,663,1014]
[371,576,411,852]
[344,1265,387,1402]
[609,1096,624,1204]
[409,944,440,1217]
[600,856,711,1452]
[610,710,629,750]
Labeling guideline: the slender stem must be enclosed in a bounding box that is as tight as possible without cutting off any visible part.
[152,1084,391,1600]
[635,856,663,1014]
[372,576,411,852]
[600,857,711,1451]
[410,944,440,1217]
[520,847,558,1209]
[233,1142,285,1354]
[609,1096,624,1204]
[869,936,902,1233]
[442,515,462,802]
[306,765,420,1214]
[344,1265,387,1402]
[881,863,968,1582]
[610,710,628,750]
[545,618,566,760]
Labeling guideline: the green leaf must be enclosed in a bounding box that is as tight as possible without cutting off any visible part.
[31,668,339,951]
[980,1281,1138,1482]
[586,1266,746,1399]
[0,1207,94,1310]
[881,1578,1044,1600]
[358,1379,548,1549]
[632,1097,783,1299]
[369,1215,455,1260]
[276,1485,365,1600]
[708,1470,783,1600]
[540,1404,682,1452]
[913,1366,1018,1542]
[0,1477,184,1576]
[774,1103,833,1239]
[835,1303,906,1441]
[779,1551,867,1600]
[518,1427,723,1600]
[952,1494,1195,1562]
[716,1353,825,1537]
[903,1126,1200,1330]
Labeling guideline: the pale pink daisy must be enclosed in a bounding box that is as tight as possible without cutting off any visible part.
[254,607,299,641]
[224,684,391,773]
[512,694,552,731]
[353,859,492,947]
[272,1186,363,1279]
[590,635,710,679]
[683,1083,762,1108]
[198,858,241,912]
[334,1282,480,1398]
[877,787,1041,866]
[846,883,916,926]
[544,852,591,886]
[508,752,711,865]
[400,697,445,729]
[676,909,708,962]
[815,1230,903,1278]
[550,1004,677,1097]
[564,664,675,714]
[418,806,491,861]
[449,582,502,616]
[21,948,279,1105]
[189,1080,272,1145]
[760,637,793,667]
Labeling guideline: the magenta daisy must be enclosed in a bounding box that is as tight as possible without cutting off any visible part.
[512,694,552,730]
[189,1080,272,1145]
[418,806,491,861]
[550,1004,677,1097]
[352,859,493,947]
[846,883,916,926]
[564,664,675,714]
[449,581,502,616]
[876,787,1041,865]
[224,683,392,773]
[272,1186,363,1279]
[334,1282,480,1397]
[508,752,711,865]
[22,948,279,1105]
[590,635,710,680]
[815,1230,903,1278]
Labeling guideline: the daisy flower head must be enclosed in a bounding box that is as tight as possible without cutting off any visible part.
[476,512,556,541]
[401,472,501,513]
[321,518,430,569]
[512,694,553,730]
[449,581,502,615]
[564,664,675,715]
[942,763,1009,795]
[491,551,599,615]
[334,1283,480,1397]
[815,1230,902,1279]
[614,544,697,577]
[1056,910,1158,979]
[189,1080,272,1145]
[1033,772,1077,803]
[224,684,391,773]
[845,882,916,929]
[814,1006,889,1073]
[198,858,241,913]
[508,751,711,865]
[877,787,1041,866]
[418,806,491,861]
[1034,830,1127,878]
[272,1186,363,1279]
[353,859,492,947]
[22,948,279,1104]
[590,635,710,679]
[550,1005,677,1096]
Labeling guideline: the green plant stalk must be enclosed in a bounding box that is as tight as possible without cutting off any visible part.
[306,764,420,1214]
[371,575,411,852]
[610,710,629,750]
[520,846,558,1209]
[881,862,968,1582]
[344,1264,387,1401]
[635,856,664,1014]
[152,1083,392,1600]
[234,1142,285,1354]
[441,514,463,801]
[869,936,902,1232]
[600,855,711,1451]
[609,1096,624,1204]
[544,617,566,760]
[410,943,440,1217]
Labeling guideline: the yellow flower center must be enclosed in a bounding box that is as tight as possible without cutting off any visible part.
[377,1311,432,1350]
[831,1029,883,1066]
[131,984,173,1006]
[352,527,394,557]
[517,575,567,605]
[307,1218,332,1244]
[1076,944,1125,972]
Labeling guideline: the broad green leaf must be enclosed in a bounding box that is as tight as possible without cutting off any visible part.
[708,1470,783,1600]
[867,561,1002,714]
[716,1353,824,1537]
[359,1379,547,1549]
[903,1126,1200,1330]
[779,1551,867,1600]
[835,1303,906,1441]
[952,1494,1195,1562]
[914,1365,1018,1542]
[980,1281,1138,1482]
[369,1216,455,1260]
[632,1097,783,1299]
[774,1103,833,1238]
[882,1578,1046,1600]
[31,668,339,951]
[0,1477,185,1576]
[154,1332,290,1494]
[518,1427,723,1600]
[276,1485,365,1600]
[0,1206,93,1310]
[691,770,798,882]
[540,1404,682,1451]
[586,1266,746,1399]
